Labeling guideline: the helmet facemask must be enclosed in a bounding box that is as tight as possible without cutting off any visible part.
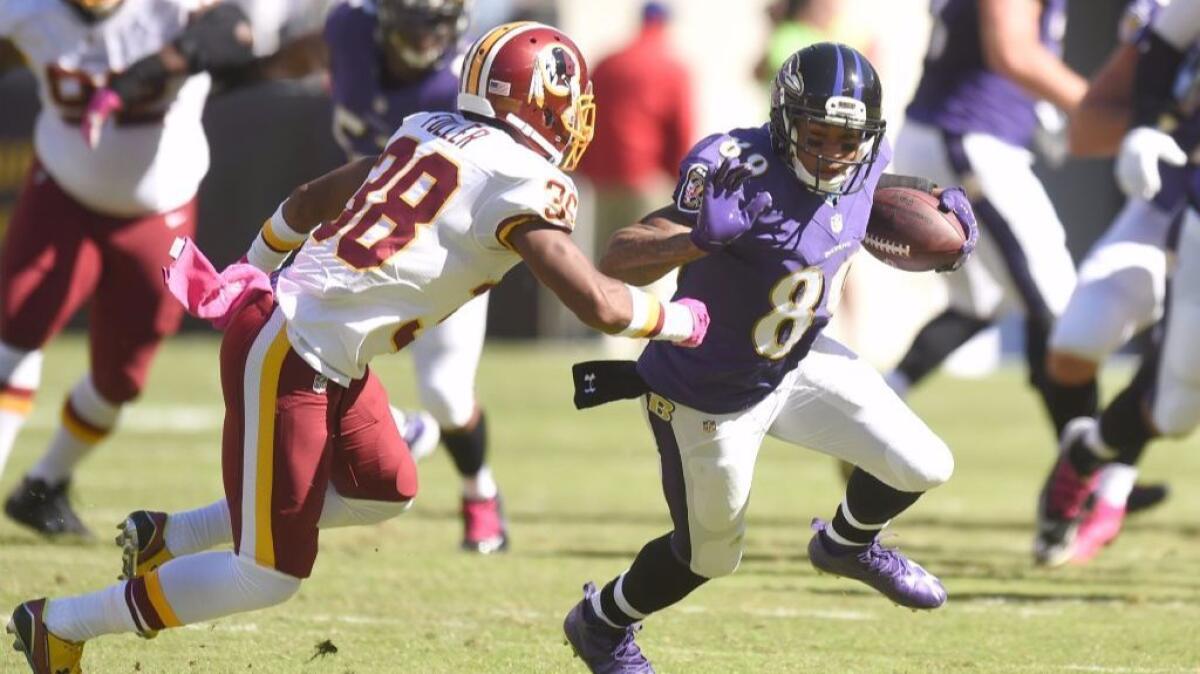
[376,0,468,79]
[778,97,884,196]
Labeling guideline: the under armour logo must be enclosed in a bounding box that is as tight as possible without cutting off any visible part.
[583,373,596,394]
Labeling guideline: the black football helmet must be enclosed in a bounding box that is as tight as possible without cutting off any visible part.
[769,42,886,196]
[376,0,470,78]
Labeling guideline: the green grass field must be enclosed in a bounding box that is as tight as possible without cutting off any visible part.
[0,337,1197,673]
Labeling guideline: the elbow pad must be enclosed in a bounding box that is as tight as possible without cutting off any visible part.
[174,3,255,75]
[1133,30,1188,128]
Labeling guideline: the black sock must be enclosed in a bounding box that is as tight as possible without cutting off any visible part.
[1043,379,1099,440]
[895,310,990,386]
[596,533,707,628]
[442,411,487,478]
[1100,385,1155,466]
[1025,317,1098,438]
[828,469,922,548]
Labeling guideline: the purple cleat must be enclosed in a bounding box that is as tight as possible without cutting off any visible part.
[807,519,947,610]
[563,582,655,673]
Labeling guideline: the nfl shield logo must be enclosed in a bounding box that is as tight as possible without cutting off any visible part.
[702,419,716,433]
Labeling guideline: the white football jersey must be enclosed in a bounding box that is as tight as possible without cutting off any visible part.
[0,0,212,216]
[275,111,579,384]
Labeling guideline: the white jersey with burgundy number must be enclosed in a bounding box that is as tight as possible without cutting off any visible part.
[274,111,579,384]
[0,0,211,216]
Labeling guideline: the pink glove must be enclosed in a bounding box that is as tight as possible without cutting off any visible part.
[82,88,123,150]
[163,237,272,331]
[674,298,709,348]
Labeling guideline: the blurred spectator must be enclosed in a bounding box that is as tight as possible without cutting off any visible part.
[755,0,881,86]
[755,0,839,82]
[578,1,693,353]
[580,1,693,258]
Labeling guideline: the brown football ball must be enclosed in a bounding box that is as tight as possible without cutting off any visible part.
[864,187,966,272]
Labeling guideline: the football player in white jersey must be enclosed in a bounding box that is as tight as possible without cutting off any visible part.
[5,22,708,673]
[0,0,253,538]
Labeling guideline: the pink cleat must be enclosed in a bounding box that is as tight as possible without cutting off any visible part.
[1071,499,1126,564]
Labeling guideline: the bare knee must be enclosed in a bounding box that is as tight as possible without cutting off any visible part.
[1047,350,1099,386]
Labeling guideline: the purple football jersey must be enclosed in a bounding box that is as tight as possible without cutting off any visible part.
[324,2,460,157]
[906,0,1067,148]
[637,126,893,414]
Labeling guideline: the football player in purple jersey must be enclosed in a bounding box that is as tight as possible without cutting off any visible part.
[560,43,979,673]
[883,2,1099,453]
[1036,0,1200,565]
[324,0,511,554]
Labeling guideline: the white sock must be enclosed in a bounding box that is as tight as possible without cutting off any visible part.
[45,582,136,642]
[317,484,412,529]
[165,499,232,556]
[0,344,42,478]
[157,551,299,625]
[1097,464,1138,506]
[28,376,121,484]
[463,465,498,500]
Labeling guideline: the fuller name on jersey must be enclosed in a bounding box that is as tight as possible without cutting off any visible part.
[274,111,578,384]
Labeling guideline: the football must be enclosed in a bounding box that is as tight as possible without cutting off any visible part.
[864,187,967,272]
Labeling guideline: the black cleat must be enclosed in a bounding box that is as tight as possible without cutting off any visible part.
[4,478,93,538]
[1126,483,1169,516]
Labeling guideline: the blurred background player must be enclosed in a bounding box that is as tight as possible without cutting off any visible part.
[1036,0,1200,566]
[6,23,711,673]
[882,1,1125,463]
[324,0,509,554]
[577,1,694,357]
[562,43,977,672]
[0,0,253,537]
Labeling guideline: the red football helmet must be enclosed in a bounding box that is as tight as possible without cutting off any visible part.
[458,22,596,171]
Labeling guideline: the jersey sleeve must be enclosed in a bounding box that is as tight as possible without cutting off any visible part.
[0,0,34,36]
[671,132,731,216]
[476,167,580,252]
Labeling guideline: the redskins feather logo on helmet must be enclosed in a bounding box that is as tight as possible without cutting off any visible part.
[457,22,595,171]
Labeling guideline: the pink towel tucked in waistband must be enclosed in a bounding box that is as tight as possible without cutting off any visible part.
[162,237,272,331]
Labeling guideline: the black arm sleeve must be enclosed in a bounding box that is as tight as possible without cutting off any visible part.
[106,4,254,103]
[1133,30,1189,128]
[877,173,938,194]
[173,3,255,75]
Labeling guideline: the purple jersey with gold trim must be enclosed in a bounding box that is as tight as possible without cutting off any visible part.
[324,0,459,158]
[637,126,893,414]
[906,0,1067,148]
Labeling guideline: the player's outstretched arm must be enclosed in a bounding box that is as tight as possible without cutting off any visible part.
[508,220,708,347]
[1068,43,1136,157]
[599,207,706,286]
[979,0,1087,112]
[243,156,376,271]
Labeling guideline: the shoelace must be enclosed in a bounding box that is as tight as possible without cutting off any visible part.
[860,542,910,577]
[612,625,645,662]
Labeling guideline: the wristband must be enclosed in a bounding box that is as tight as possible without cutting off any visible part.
[615,285,695,342]
[245,202,307,271]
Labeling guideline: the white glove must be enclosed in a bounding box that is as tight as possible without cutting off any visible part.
[1115,126,1188,200]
